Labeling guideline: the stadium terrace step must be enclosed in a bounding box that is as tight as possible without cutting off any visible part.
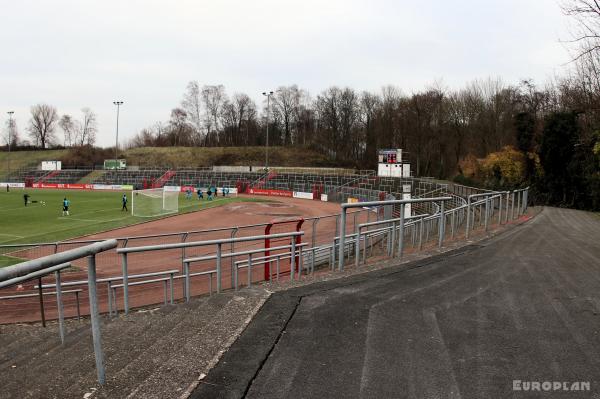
[93,294,246,398]
[251,170,278,189]
[0,289,267,399]
[152,170,177,188]
[0,323,88,369]
[77,169,106,184]
[37,169,60,183]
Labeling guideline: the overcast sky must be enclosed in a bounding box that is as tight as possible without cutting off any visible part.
[0,0,572,147]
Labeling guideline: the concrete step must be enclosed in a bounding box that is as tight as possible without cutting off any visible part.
[0,322,88,370]
[89,295,232,398]
[78,170,106,184]
[1,302,189,398]
[120,293,260,398]
[0,289,268,399]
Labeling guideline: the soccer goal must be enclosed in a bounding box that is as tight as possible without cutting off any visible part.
[131,188,179,217]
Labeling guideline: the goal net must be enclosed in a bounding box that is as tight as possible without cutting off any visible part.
[131,188,179,217]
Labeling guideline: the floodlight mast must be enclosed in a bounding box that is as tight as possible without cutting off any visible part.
[113,101,124,167]
[6,111,14,180]
[262,91,274,170]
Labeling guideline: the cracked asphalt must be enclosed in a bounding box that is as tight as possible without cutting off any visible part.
[192,207,600,399]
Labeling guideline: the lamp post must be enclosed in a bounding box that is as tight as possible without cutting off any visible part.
[262,91,273,170]
[113,101,123,166]
[7,111,14,180]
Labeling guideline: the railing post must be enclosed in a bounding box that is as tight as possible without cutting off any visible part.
[169,272,174,304]
[498,195,503,225]
[181,232,189,296]
[112,287,117,315]
[38,277,46,328]
[338,208,347,271]
[398,204,405,258]
[511,191,515,220]
[121,253,129,314]
[87,254,105,385]
[233,261,238,291]
[247,253,253,287]
[230,228,238,289]
[311,219,318,249]
[291,238,297,281]
[54,270,65,344]
[298,244,304,277]
[438,200,445,248]
[107,281,113,317]
[484,197,489,232]
[517,190,521,216]
[355,226,361,268]
[419,216,424,250]
[184,261,190,302]
[216,243,222,293]
[504,191,509,223]
[465,198,472,239]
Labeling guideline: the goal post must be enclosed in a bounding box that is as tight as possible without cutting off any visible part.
[132,188,179,217]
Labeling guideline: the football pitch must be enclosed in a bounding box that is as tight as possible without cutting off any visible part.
[0,189,260,267]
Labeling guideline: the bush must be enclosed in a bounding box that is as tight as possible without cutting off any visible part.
[457,146,527,190]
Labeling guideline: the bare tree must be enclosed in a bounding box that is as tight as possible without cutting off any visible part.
[59,115,76,147]
[271,85,303,145]
[28,104,58,148]
[338,87,361,159]
[379,85,402,148]
[201,85,227,145]
[315,87,343,159]
[181,81,204,144]
[168,108,193,146]
[128,127,157,148]
[77,108,97,146]
[562,0,600,60]
[221,93,256,145]
[360,91,381,166]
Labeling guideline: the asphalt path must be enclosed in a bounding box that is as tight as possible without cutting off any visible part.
[193,207,600,398]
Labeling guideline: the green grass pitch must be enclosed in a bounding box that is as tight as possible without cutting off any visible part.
[0,189,261,267]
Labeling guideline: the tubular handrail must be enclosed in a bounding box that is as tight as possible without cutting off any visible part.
[35,269,181,289]
[358,214,428,229]
[0,289,82,300]
[0,239,117,386]
[0,240,118,282]
[341,196,452,210]
[117,232,303,254]
[184,243,308,264]
[0,262,71,289]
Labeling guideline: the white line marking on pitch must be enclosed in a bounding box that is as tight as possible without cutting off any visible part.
[57,217,99,222]
[0,233,24,238]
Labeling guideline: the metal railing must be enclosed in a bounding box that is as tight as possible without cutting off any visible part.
[338,197,452,270]
[117,231,304,312]
[0,240,117,385]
